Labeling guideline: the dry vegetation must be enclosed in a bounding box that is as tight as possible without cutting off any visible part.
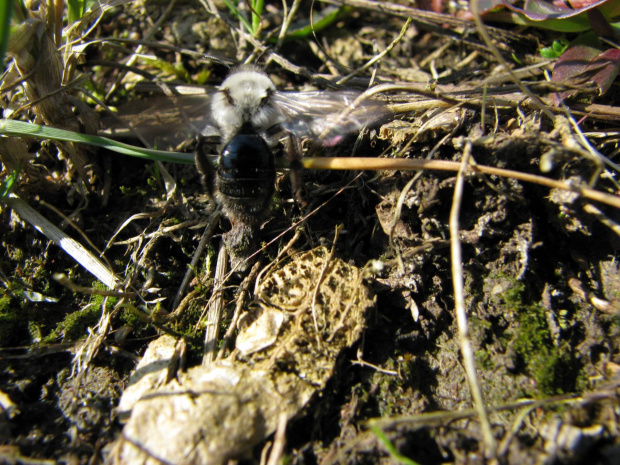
[1,1,619,464]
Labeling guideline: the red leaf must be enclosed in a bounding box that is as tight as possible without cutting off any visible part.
[551,35,620,104]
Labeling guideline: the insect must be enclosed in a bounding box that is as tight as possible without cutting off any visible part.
[113,65,391,269]
[196,65,392,267]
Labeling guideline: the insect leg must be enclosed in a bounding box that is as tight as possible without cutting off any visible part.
[194,137,217,199]
[286,131,306,206]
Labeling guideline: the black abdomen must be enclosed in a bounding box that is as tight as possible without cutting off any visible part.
[217,131,275,225]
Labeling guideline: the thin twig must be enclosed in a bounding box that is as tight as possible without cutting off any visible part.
[449,141,496,457]
[38,199,113,271]
[368,393,580,429]
[111,219,206,246]
[104,0,178,101]
[497,404,538,458]
[388,174,419,274]
[337,18,411,85]
[469,0,554,122]
[266,413,288,465]
[172,211,221,310]
[330,0,532,47]
[254,227,304,295]
[351,358,399,376]
[217,260,262,360]
[301,157,620,210]
[276,0,302,50]
[310,225,343,344]
[560,103,620,174]
[164,289,199,322]
[52,274,134,297]
[583,203,620,237]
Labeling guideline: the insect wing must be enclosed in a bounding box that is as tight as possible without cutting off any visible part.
[272,90,391,146]
[104,93,219,149]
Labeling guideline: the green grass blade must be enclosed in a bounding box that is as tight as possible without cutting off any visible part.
[221,0,253,34]
[251,0,264,35]
[370,425,421,465]
[67,0,84,25]
[0,0,13,63]
[280,6,349,41]
[0,120,195,164]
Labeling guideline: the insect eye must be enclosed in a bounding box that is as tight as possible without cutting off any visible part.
[259,89,272,107]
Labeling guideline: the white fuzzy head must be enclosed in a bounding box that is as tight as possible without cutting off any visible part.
[211,67,282,141]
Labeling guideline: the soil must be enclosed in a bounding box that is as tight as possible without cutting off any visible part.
[1,1,619,465]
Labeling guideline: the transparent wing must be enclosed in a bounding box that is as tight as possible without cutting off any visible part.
[272,90,391,145]
[103,92,219,149]
[102,85,391,149]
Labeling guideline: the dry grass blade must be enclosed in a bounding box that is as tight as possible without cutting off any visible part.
[217,260,262,360]
[5,193,117,289]
[202,241,228,365]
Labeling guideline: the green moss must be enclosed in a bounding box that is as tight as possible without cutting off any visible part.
[28,320,43,342]
[496,279,525,312]
[119,185,148,197]
[487,274,582,396]
[512,302,579,397]
[180,329,205,356]
[469,315,492,338]
[475,348,494,371]
[10,248,24,262]
[513,303,550,354]
[89,282,119,308]
[369,357,416,417]
[0,295,27,346]
[527,346,577,396]
[52,303,102,341]
[175,299,210,355]
[0,294,11,312]
[48,284,115,342]
[146,177,159,190]
[120,305,148,328]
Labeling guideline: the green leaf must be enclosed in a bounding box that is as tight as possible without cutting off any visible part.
[0,168,20,199]
[481,0,620,32]
[540,39,569,59]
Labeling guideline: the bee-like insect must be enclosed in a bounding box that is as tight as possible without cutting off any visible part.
[194,67,282,259]
[195,65,391,268]
[111,65,391,269]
